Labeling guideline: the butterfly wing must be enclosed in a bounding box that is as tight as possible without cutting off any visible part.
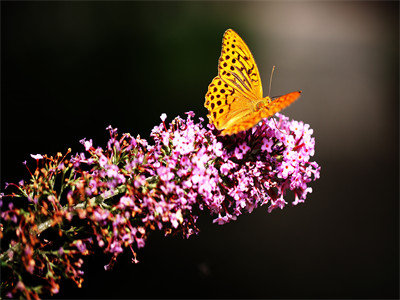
[220,91,302,135]
[219,109,266,136]
[263,91,302,118]
[204,29,265,135]
[205,76,255,132]
[218,29,263,100]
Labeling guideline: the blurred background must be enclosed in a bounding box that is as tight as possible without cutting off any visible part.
[2,1,398,298]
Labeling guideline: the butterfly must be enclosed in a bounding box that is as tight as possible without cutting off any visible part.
[204,29,301,136]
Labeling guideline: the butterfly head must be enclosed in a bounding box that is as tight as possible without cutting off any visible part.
[255,97,272,111]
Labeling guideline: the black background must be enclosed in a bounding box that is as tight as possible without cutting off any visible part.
[2,1,398,299]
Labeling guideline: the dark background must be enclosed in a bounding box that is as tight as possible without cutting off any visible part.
[2,1,398,299]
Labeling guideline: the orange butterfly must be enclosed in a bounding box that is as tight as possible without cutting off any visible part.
[204,29,301,135]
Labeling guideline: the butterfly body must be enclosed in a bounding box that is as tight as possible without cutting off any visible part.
[204,29,301,135]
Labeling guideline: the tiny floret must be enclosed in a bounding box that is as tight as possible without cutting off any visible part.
[30,154,43,160]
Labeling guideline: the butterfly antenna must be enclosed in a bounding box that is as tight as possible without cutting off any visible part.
[268,65,276,97]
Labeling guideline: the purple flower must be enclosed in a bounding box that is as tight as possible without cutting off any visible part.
[74,240,87,253]
[135,238,145,248]
[238,142,251,155]
[261,138,274,152]
[30,154,43,160]
[99,155,108,167]
[157,166,174,181]
[119,196,135,208]
[80,138,93,151]
[279,161,295,179]
[185,111,195,118]
[93,209,110,222]
[110,241,123,253]
[268,196,287,213]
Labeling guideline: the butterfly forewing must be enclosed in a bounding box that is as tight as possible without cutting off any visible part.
[218,29,263,100]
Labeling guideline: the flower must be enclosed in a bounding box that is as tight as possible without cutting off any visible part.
[261,138,274,152]
[80,138,93,151]
[0,111,320,299]
[30,154,43,160]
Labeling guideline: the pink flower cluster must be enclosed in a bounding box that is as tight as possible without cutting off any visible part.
[0,111,320,299]
[147,112,320,226]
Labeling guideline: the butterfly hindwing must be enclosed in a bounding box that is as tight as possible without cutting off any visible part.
[205,76,254,131]
[220,110,265,136]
